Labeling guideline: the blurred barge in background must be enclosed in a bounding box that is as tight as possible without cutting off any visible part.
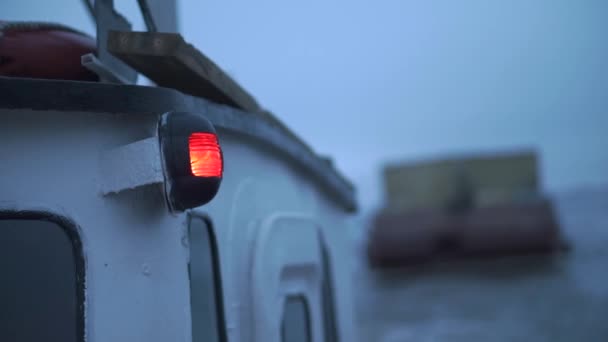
[367,150,568,268]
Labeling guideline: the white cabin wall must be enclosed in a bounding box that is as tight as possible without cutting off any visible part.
[0,107,356,342]
[317,204,357,342]
[0,109,192,342]
[202,129,357,342]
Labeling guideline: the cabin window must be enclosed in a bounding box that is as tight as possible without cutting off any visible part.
[0,217,83,342]
[188,215,227,342]
[321,242,339,341]
[281,296,312,342]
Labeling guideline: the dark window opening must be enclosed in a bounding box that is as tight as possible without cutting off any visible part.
[0,216,84,342]
[188,215,227,342]
[281,296,312,342]
[321,241,339,342]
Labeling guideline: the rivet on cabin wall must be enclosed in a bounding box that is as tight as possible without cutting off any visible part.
[142,263,151,276]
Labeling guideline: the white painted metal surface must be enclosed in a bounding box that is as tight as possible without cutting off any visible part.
[100,137,163,194]
[251,214,323,342]
[0,103,356,342]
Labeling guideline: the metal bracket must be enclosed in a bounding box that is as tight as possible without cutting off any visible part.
[99,137,164,195]
[81,0,138,84]
[81,53,131,84]
[136,0,158,32]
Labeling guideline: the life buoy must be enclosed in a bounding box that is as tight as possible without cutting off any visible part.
[0,21,98,81]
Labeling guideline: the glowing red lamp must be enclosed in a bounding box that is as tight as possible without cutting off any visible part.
[189,133,223,178]
[159,112,224,212]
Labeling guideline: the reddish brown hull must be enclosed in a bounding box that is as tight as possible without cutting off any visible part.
[367,200,565,268]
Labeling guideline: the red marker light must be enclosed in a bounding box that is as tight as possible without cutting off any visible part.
[189,133,222,177]
[160,112,223,211]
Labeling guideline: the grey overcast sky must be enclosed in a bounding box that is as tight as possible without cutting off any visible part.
[3,0,607,210]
